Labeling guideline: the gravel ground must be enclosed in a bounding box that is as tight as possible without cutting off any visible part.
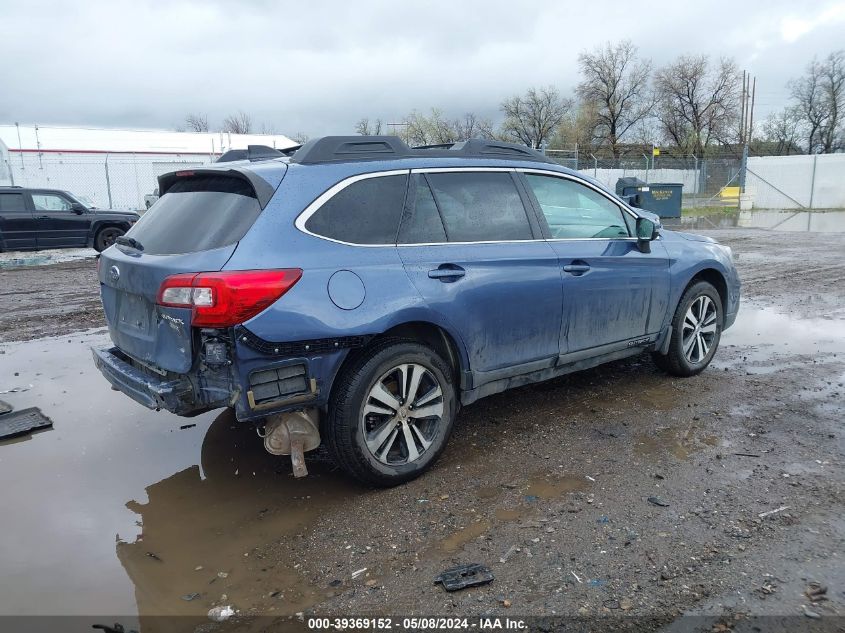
[0,229,842,633]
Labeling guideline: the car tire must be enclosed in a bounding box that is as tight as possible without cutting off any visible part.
[325,339,457,487]
[94,226,124,252]
[652,280,723,377]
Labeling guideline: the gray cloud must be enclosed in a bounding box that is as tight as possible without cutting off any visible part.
[1,0,843,136]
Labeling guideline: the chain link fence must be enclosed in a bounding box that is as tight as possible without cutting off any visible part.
[3,152,216,210]
[545,149,744,209]
[4,148,843,213]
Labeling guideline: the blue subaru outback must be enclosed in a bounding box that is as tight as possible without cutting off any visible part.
[92,136,740,486]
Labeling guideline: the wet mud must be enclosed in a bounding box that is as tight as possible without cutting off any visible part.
[0,223,843,631]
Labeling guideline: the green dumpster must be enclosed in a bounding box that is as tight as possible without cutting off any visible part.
[615,178,683,218]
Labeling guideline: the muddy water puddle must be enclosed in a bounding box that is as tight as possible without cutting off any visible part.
[634,426,720,460]
[667,209,845,232]
[524,474,589,499]
[0,330,359,620]
[718,305,845,367]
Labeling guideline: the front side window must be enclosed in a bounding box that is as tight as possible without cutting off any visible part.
[425,172,532,242]
[305,174,408,245]
[31,193,72,212]
[525,174,630,239]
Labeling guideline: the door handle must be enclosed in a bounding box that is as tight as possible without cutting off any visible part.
[563,263,591,275]
[428,264,466,281]
[35,215,50,220]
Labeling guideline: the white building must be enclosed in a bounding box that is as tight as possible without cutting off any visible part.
[0,124,298,209]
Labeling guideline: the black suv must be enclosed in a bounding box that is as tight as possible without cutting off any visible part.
[0,186,139,252]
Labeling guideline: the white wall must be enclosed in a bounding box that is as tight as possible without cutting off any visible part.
[747,154,845,209]
[6,152,215,209]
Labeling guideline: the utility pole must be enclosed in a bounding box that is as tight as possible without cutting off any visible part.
[739,71,747,145]
[739,72,756,194]
[386,122,407,142]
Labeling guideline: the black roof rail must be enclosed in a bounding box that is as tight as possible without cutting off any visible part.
[215,144,292,163]
[412,142,456,150]
[290,136,411,164]
[289,136,554,164]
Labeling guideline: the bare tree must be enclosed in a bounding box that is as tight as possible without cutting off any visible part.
[762,106,803,154]
[577,40,654,157]
[404,109,459,146]
[790,50,845,153]
[355,118,384,135]
[553,101,600,149]
[819,50,845,152]
[500,87,572,148]
[222,111,253,134]
[184,113,209,132]
[259,122,278,135]
[654,55,741,156]
[453,112,496,140]
[291,132,310,144]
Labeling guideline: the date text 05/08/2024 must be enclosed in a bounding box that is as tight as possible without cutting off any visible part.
[307,617,527,630]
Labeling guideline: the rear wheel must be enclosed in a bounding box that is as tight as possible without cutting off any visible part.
[652,281,723,377]
[325,339,456,486]
[94,226,123,252]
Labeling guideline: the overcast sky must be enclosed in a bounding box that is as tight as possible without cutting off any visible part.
[1,0,844,139]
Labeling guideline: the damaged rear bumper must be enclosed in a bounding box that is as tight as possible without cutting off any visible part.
[92,346,195,414]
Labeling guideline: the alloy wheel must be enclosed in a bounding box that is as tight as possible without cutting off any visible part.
[361,363,445,465]
[682,295,718,364]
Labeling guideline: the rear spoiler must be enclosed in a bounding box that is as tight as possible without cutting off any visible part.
[157,167,280,209]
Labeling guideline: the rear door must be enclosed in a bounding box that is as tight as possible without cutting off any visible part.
[398,169,562,382]
[0,191,36,249]
[519,170,670,356]
[31,191,91,248]
[98,171,276,373]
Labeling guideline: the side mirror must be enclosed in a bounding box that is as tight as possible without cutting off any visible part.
[71,202,86,214]
[636,217,658,253]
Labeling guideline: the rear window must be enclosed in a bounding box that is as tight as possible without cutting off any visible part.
[0,192,26,212]
[305,174,408,245]
[126,175,261,255]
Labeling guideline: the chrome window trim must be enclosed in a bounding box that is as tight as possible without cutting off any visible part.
[294,169,410,247]
[293,166,649,247]
[410,167,514,174]
[517,167,640,222]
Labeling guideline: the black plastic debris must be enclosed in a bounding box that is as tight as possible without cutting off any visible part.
[434,563,494,591]
[648,496,670,507]
[0,406,52,441]
[92,623,139,633]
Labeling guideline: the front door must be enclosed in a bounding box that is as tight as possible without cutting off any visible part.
[0,190,37,249]
[519,171,670,356]
[30,191,91,248]
[397,170,562,383]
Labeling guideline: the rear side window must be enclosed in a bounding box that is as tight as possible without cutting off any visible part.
[305,174,408,244]
[426,172,533,242]
[127,175,261,255]
[398,176,447,244]
[0,193,26,212]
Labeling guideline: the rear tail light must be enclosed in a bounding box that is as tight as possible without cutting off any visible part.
[157,269,302,327]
